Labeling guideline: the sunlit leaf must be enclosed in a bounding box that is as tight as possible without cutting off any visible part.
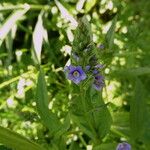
[55,0,78,28]
[85,0,97,13]
[0,4,30,46]
[33,12,46,64]
[0,126,46,150]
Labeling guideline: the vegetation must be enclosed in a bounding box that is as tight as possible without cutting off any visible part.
[0,0,150,150]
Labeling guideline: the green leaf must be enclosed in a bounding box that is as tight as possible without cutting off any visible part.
[71,87,112,141]
[0,145,12,150]
[87,89,112,139]
[105,15,117,50]
[36,68,62,135]
[93,143,116,150]
[0,126,46,150]
[112,112,130,139]
[111,67,150,78]
[0,5,30,46]
[130,79,147,141]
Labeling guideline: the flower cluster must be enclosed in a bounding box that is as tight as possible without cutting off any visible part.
[64,16,105,91]
[64,51,105,91]
[116,142,131,150]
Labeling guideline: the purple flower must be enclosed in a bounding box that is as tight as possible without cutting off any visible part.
[85,65,91,71]
[92,75,104,90]
[65,65,87,84]
[94,64,104,69]
[93,69,99,75]
[116,142,131,150]
[98,44,105,49]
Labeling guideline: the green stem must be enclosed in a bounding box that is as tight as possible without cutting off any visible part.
[0,70,33,89]
[17,22,32,34]
[0,4,50,12]
[78,134,87,148]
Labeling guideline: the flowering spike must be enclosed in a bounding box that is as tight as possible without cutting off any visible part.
[73,16,92,53]
[64,16,105,91]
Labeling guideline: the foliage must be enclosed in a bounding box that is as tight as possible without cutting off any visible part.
[0,0,150,150]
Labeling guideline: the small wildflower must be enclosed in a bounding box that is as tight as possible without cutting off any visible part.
[94,64,104,69]
[85,65,91,71]
[92,75,105,90]
[93,69,99,75]
[98,44,105,49]
[116,142,131,150]
[65,65,86,84]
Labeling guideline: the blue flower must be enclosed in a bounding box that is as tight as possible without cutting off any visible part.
[85,65,91,71]
[93,69,99,75]
[94,64,104,69]
[65,65,87,84]
[98,44,105,49]
[92,75,104,90]
[116,142,131,150]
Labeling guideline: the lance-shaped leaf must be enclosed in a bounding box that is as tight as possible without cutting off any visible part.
[130,79,146,141]
[33,13,47,64]
[55,0,78,28]
[0,4,30,46]
[0,126,46,150]
[36,68,62,135]
[105,15,117,50]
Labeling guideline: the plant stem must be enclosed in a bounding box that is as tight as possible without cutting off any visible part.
[0,4,50,12]
[80,86,97,139]
[78,134,87,148]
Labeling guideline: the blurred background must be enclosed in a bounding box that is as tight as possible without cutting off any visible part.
[0,0,150,150]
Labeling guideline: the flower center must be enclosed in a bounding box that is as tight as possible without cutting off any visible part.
[73,71,80,77]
